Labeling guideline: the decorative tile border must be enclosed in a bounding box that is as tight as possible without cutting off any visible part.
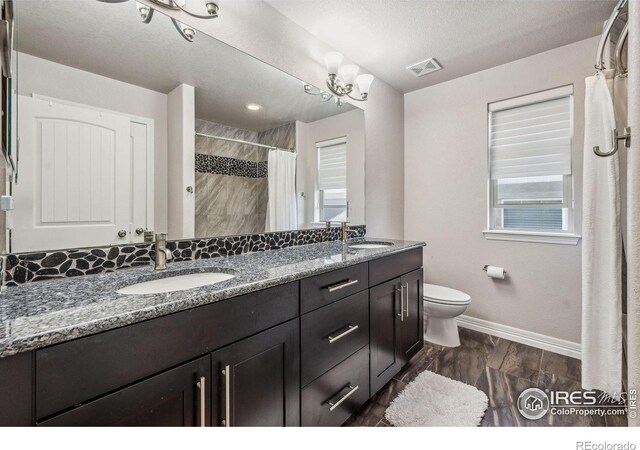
[3,225,366,287]
[195,153,268,178]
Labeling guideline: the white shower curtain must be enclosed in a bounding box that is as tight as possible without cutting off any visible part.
[582,69,623,398]
[265,150,298,232]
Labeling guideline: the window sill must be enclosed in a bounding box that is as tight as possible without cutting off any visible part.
[482,230,581,245]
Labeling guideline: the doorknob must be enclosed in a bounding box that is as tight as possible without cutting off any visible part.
[135,227,145,235]
[117,230,127,238]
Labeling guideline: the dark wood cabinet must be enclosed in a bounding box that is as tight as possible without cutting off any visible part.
[369,278,403,396]
[39,357,210,426]
[301,345,369,427]
[35,282,298,420]
[0,246,424,427]
[0,351,33,426]
[370,268,424,396]
[301,290,369,386]
[210,319,300,427]
[398,269,424,365]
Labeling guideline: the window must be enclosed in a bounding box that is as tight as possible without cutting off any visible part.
[485,85,580,245]
[317,139,347,222]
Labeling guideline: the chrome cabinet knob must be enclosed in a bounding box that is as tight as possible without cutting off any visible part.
[118,230,127,238]
[135,227,145,235]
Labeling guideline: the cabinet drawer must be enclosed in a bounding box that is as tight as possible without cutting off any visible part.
[369,247,423,286]
[301,290,369,386]
[301,345,369,427]
[300,263,368,314]
[35,282,298,420]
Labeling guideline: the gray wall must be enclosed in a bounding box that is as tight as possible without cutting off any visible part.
[404,36,599,345]
[139,0,405,239]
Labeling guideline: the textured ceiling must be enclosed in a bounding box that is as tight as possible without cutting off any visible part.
[14,0,356,132]
[266,0,618,93]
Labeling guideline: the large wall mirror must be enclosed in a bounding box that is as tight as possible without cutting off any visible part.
[7,0,365,253]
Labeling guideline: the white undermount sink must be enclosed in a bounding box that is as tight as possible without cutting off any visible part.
[349,242,394,249]
[117,272,235,295]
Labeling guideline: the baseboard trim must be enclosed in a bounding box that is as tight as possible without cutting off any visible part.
[457,315,581,359]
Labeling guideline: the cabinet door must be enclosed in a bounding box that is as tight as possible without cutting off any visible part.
[369,278,402,396]
[39,357,210,426]
[211,319,300,427]
[398,269,424,365]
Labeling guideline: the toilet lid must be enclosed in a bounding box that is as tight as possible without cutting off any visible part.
[423,283,471,305]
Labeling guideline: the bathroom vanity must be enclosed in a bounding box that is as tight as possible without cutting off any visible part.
[0,240,424,426]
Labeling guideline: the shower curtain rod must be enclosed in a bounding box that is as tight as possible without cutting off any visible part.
[195,132,294,153]
[595,0,627,71]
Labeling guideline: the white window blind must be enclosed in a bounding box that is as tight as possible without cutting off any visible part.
[490,95,572,180]
[487,86,575,237]
[317,142,347,190]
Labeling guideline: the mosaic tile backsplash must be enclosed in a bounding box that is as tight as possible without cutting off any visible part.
[3,225,366,287]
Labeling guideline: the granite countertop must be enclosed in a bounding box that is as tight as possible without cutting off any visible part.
[0,238,425,358]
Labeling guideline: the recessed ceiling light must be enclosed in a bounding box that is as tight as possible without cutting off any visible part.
[245,103,262,111]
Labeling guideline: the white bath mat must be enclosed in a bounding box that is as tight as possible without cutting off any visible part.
[385,371,488,427]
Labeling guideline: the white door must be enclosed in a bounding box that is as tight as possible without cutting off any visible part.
[13,96,131,252]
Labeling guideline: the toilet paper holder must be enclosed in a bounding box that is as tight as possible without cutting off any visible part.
[483,265,507,276]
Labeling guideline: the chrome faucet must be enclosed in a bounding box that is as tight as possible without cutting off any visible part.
[154,233,173,271]
[341,222,358,243]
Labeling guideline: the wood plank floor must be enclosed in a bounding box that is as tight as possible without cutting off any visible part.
[344,328,627,427]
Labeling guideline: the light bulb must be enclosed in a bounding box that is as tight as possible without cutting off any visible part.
[339,64,359,87]
[324,52,343,76]
[355,74,374,98]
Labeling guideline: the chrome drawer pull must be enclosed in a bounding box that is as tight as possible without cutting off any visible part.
[404,282,410,318]
[221,365,231,427]
[396,286,403,321]
[326,279,358,293]
[327,324,359,343]
[327,385,359,411]
[196,376,206,427]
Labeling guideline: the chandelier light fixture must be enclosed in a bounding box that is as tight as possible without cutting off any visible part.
[99,0,218,42]
[324,52,374,101]
[304,52,374,104]
[141,0,218,19]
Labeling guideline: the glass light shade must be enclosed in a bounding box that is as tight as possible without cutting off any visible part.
[173,0,187,6]
[324,52,344,75]
[355,74,374,96]
[339,64,360,86]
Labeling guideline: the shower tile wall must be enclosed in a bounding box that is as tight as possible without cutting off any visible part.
[195,119,295,238]
[258,122,296,150]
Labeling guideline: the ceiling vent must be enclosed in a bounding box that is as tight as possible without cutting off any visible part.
[406,58,442,77]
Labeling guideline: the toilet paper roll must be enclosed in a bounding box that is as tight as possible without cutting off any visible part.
[486,266,506,279]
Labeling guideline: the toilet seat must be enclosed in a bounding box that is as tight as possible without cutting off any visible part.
[423,283,471,306]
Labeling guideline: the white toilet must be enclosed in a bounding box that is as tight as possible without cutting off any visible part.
[423,283,471,347]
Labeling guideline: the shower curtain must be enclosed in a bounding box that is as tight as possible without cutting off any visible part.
[582,69,623,398]
[265,150,297,232]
